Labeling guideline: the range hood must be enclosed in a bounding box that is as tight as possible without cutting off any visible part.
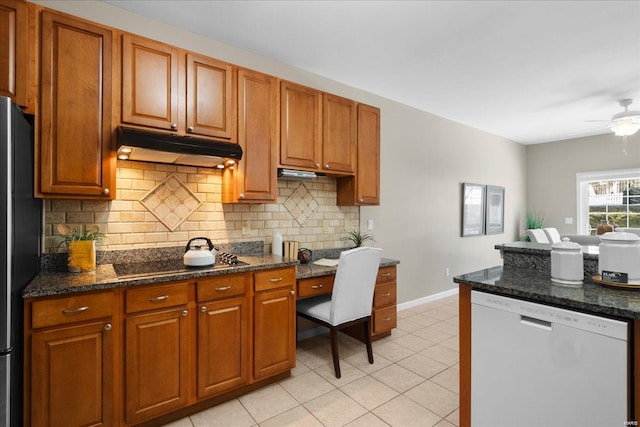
[277,168,322,180]
[117,126,243,168]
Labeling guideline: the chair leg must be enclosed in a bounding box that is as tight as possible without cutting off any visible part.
[364,318,374,364]
[329,326,341,378]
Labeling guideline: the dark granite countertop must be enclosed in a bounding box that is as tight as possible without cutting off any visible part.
[495,241,600,259]
[297,257,400,279]
[454,265,640,319]
[24,254,299,298]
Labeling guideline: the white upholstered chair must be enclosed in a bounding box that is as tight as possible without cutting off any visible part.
[543,227,562,244]
[525,228,550,244]
[296,247,382,378]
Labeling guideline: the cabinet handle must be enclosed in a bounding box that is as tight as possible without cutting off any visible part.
[269,277,283,283]
[62,306,89,314]
[215,286,231,292]
[182,309,188,317]
[324,164,330,169]
[102,188,110,196]
[311,284,324,289]
[187,125,194,133]
[201,306,207,313]
[382,292,391,297]
[171,122,177,130]
[383,317,391,322]
[382,272,391,277]
[104,323,112,331]
[290,290,295,296]
[148,295,169,302]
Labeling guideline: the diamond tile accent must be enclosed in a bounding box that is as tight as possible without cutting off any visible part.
[283,183,319,226]
[140,174,202,231]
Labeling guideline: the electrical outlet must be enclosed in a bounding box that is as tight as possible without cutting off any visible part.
[565,217,574,225]
[367,219,374,231]
[344,217,350,230]
[445,267,450,277]
[322,220,329,233]
[242,220,251,235]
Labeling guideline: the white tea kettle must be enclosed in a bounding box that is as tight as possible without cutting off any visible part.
[184,237,217,267]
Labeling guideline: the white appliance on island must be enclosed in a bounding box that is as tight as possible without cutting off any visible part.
[471,290,628,427]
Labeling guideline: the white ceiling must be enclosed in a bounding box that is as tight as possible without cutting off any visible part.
[102,0,640,145]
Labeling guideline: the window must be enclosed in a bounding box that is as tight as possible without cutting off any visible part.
[576,169,640,235]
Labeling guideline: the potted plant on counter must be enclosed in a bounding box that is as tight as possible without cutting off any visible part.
[56,224,106,272]
[342,229,376,248]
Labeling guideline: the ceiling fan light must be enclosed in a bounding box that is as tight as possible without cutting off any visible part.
[610,120,640,137]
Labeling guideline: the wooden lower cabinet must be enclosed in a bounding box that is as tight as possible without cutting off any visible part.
[26,267,297,426]
[125,306,189,424]
[253,268,296,380]
[197,296,249,398]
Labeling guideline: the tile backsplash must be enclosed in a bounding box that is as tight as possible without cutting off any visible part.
[44,160,360,254]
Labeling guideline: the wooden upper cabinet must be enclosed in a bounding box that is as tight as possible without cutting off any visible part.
[39,10,115,199]
[223,69,278,203]
[280,80,322,170]
[186,53,236,139]
[0,0,29,108]
[322,93,356,174]
[337,104,380,205]
[121,33,179,131]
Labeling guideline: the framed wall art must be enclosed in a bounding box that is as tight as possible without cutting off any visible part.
[462,183,486,237]
[485,185,505,235]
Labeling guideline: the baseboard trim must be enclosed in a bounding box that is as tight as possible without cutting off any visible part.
[397,288,459,311]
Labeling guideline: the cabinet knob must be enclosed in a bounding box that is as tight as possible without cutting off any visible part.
[171,122,178,130]
[201,306,207,313]
[358,198,364,203]
[187,125,194,133]
[324,164,330,169]
[182,309,188,317]
[290,290,295,296]
[239,193,245,199]
[315,163,320,168]
[102,188,110,196]
[104,323,112,331]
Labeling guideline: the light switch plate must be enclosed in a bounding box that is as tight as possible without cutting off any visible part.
[565,217,574,225]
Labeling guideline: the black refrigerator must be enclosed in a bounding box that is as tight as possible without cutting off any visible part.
[0,96,41,427]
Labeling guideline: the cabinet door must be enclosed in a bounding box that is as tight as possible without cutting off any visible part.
[223,69,277,203]
[322,94,356,174]
[197,296,249,398]
[186,53,236,140]
[31,321,114,427]
[0,0,28,106]
[253,287,295,380]
[337,104,380,205]
[280,81,322,170]
[125,307,189,424]
[122,33,179,131]
[39,11,114,198]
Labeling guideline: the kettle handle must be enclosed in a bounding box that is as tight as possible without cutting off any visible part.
[185,237,214,253]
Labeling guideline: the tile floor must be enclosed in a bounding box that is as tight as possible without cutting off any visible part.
[164,294,460,427]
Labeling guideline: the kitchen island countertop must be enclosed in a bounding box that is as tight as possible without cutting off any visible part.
[454,265,640,319]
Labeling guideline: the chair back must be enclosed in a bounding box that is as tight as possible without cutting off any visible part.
[543,227,561,243]
[330,247,382,325]
[525,229,549,244]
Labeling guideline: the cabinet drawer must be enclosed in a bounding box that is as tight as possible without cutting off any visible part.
[254,267,296,292]
[297,275,334,299]
[197,273,248,302]
[373,305,397,335]
[376,266,396,284]
[374,282,396,309]
[31,292,114,329]
[126,282,189,313]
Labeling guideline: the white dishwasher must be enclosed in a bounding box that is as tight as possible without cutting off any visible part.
[471,290,629,427]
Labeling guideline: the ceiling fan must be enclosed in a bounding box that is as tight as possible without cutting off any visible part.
[586,99,640,155]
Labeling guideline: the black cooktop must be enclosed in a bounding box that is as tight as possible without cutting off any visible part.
[113,258,248,280]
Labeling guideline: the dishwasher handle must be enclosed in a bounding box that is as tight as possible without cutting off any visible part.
[520,315,552,331]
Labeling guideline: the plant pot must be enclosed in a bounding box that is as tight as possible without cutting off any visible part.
[68,240,96,272]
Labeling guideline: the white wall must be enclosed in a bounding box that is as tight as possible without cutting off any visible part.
[526,133,640,236]
[35,0,527,303]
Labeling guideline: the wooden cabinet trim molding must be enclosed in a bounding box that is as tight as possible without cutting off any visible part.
[0,0,29,106]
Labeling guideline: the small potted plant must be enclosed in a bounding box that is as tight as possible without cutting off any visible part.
[56,224,106,272]
[342,229,375,248]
